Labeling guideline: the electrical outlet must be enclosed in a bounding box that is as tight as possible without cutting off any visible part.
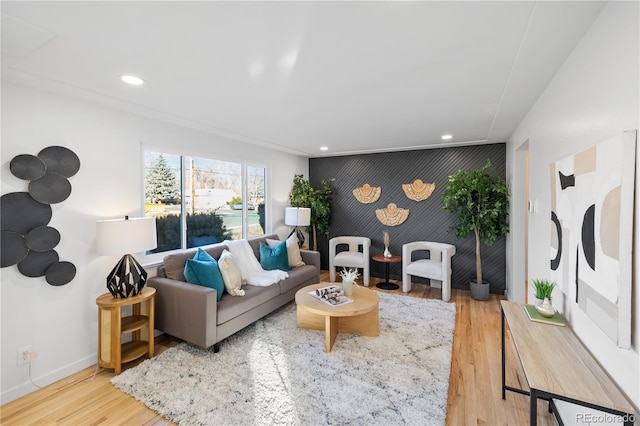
[17,345,32,366]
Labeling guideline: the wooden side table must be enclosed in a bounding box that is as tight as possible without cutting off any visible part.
[372,253,402,290]
[96,287,155,374]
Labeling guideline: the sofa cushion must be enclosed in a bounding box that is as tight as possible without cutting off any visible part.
[216,284,280,325]
[259,241,291,271]
[218,250,245,296]
[183,249,225,300]
[267,234,305,268]
[163,243,227,281]
[278,264,320,294]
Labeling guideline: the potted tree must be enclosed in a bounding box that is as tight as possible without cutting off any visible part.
[289,175,335,251]
[442,160,510,300]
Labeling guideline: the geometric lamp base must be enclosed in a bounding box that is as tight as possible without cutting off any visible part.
[106,254,148,298]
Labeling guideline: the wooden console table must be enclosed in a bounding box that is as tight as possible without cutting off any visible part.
[500,301,636,426]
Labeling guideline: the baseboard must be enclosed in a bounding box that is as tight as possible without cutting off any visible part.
[1,353,97,405]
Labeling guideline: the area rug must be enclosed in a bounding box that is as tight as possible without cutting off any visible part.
[111,292,456,426]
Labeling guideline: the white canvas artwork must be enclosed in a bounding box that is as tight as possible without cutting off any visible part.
[549,131,636,348]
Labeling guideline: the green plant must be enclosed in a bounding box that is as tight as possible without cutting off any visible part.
[442,160,510,285]
[532,279,555,299]
[288,174,335,250]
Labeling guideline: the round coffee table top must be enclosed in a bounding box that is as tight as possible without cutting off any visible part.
[295,282,379,317]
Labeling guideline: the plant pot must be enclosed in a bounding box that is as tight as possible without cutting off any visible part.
[342,280,354,297]
[470,280,490,301]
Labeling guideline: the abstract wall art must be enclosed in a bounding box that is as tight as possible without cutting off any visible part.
[1,146,80,286]
[549,131,636,348]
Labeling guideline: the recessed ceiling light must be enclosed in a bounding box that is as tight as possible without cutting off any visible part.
[320,146,328,151]
[121,75,144,85]
[441,134,453,140]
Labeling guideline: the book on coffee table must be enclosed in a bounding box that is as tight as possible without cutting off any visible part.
[308,285,353,307]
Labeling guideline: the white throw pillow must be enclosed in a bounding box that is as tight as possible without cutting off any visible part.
[266,234,305,268]
[218,250,245,296]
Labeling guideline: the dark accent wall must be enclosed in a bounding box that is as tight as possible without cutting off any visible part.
[309,143,507,295]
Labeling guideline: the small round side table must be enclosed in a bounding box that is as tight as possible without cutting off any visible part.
[372,254,402,290]
[96,287,155,374]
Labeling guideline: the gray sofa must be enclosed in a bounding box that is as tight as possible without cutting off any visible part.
[148,234,320,351]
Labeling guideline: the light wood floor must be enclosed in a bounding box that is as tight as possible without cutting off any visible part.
[1,272,555,425]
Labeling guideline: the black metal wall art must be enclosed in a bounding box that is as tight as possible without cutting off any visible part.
[1,146,80,286]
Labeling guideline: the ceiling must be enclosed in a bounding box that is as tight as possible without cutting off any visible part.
[1,1,606,157]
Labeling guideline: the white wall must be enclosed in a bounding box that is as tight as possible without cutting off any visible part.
[507,1,639,408]
[0,83,308,403]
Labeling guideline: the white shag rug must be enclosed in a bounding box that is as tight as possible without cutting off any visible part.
[111,291,456,426]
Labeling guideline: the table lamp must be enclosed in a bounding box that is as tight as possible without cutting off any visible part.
[285,207,311,248]
[96,216,157,298]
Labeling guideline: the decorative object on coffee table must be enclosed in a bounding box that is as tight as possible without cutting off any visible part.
[339,267,360,297]
[352,183,381,204]
[96,216,157,298]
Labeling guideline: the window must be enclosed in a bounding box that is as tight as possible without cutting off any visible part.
[144,150,266,254]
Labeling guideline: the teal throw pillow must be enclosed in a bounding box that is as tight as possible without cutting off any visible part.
[259,241,291,271]
[184,249,225,300]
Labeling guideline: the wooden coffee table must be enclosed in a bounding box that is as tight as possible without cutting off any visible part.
[295,282,379,352]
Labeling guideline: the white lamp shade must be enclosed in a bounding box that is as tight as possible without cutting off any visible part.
[96,216,157,255]
[285,207,311,227]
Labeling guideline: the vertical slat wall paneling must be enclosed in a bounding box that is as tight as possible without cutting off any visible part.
[309,143,507,294]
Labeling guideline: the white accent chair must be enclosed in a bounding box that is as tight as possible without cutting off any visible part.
[329,236,371,287]
[402,241,456,301]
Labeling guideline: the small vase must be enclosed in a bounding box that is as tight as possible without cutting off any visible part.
[536,297,555,318]
[342,280,354,297]
[383,247,392,258]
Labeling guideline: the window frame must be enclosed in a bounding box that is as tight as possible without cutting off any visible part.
[141,148,267,265]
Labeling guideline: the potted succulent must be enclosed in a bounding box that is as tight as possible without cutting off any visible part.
[442,160,510,301]
[531,278,555,305]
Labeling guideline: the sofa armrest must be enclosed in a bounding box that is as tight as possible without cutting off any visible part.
[148,277,218,349]
[300,250,321,271]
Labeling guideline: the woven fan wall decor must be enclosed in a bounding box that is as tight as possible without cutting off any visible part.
[402,179,435,201]
[352,183,381,204]
[375,203,409,226]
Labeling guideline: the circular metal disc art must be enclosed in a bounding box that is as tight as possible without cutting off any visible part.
[3,145,79,286]
[18,250,59,277]
[1,231,28,267]
[1,192,52,234]
[46,261,77,286]
[28,172,72,204]
[10,154,46,181]
[26,226,61,252]
[38,146,81,178]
